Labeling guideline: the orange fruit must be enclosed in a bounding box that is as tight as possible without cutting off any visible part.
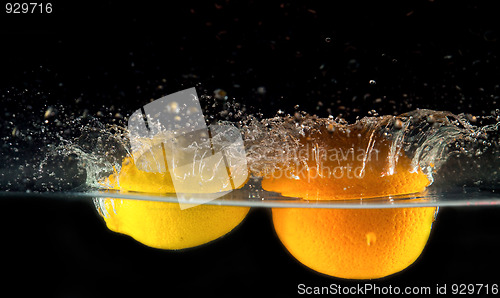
[272,207,436,279]
[97,156,249,250]
[262,120,437,279]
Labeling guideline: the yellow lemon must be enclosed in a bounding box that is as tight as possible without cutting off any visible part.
[99,156,249,250]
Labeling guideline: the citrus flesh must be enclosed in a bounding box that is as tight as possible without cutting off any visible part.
[262,124,437,279]
[99,156,249,250]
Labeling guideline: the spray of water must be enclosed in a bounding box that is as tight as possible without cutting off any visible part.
[1,99,499,194]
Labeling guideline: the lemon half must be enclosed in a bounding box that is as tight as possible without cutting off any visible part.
[98,148,249,250]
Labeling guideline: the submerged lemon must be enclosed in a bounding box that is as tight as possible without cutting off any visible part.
[263,122,437,279]
[99,156,249,250]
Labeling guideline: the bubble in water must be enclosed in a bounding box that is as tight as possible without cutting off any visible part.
[369,80,376,85]
[325,37,332,43]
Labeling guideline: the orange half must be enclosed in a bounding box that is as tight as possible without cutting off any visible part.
[262,123,437,279]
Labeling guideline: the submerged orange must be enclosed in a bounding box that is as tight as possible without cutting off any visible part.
[263,122,437,279]
[272,207,436,279]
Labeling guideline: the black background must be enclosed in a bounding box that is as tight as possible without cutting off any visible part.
[1,0,500,297]
[2,199,500,297]
[1,0,500,119]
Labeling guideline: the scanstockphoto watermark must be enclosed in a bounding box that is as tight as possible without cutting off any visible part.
[247,143,380,181]
[258,161,368,181]
[297,283,500,295]
[297,283,432,295]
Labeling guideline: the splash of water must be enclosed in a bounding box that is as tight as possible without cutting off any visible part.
[240,109,499,191]
[2,105,499,193]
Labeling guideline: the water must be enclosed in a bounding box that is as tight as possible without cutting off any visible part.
[1,103,499,207]
[242,108,499,190]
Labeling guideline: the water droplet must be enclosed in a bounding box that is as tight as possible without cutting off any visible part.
[394,118,403,129]
[167,101,180,113]
[467,114,477,123]
[326,123,335,133]
[44,107,54,119]
[214,89,227,99]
